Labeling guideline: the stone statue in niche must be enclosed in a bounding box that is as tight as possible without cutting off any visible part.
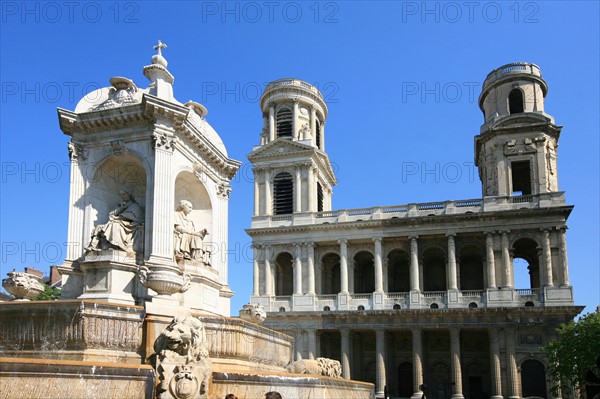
[174,200,210,264]
[153,316,212,399]
[86,190,144,253]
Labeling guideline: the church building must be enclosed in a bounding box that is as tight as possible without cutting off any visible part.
[246,63,582,399]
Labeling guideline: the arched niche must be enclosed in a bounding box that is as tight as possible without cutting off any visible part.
[174,171,213,241]
[87,154,147,233]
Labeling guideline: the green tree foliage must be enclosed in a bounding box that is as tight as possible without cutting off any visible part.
[32,284,61,301]
[544,311,600,397]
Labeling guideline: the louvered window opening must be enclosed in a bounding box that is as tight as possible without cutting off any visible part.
[273,173,294,215]
[315,120,322,149]
[276,108,293,138]
[317,182,324,212]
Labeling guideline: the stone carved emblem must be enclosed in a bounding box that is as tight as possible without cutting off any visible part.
[238,303,266,324]
[93,76,139,111]
[2,271,45,300]
[153,316,212,399]
[287,357,342,378]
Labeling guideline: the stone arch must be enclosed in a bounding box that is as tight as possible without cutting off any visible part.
[87,153,147,254]
[512,237,541,289]
[353,250,374,294]
[321,252,340,294]
[174,171,213,243]
[274,251,293,296]
[509,87,525,114]
[387,248,410,292]
[423,247,446,292]
[521,358,547,398]
[459,244,485,290]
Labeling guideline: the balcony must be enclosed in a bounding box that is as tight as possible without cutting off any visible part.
[251,192,566,229]
[251,286,571,313]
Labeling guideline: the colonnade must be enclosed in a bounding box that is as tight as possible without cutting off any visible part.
[292,327,536,399]
[252,228,570,298]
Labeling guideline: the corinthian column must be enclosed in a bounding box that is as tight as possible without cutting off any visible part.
[489,329,503,399]
[374,237,383,293]
[340,239,349,294]
[501,231,512,288]
[447,233,458,290]
[341,329,351,379]
[411,328,424,399]
[450,328,464,399]
[541,228,554,287]
[410,236,420,292]
[307,242,315,295]
[557,226,570,286]
[375,329,386,398]
[294,243,303,295]
[486,232,497,289]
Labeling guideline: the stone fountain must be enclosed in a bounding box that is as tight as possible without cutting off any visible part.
[0,41,374,399]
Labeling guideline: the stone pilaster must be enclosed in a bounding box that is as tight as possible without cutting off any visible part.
[542,228,554,287]
[294,243,303,295]
[264,245,273,296]
[374,237,383,293]
[489,329,503,399]
[306,242,315,295]
[501,231,512,288]
[506,329,519,399]
[447,233,458,290]
[339,239,349,294]
[557,226,570,286]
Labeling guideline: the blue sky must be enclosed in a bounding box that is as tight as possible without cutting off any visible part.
[1,1,598,315]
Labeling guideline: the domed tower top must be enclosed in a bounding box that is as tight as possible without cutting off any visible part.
[259,78,328,150]
[478,62,553,130]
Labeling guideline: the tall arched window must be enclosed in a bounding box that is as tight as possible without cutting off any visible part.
[509,88,524,114]
[512,238,540,289]
[354,251,375,293]
[521,359,547,398]
[273,172,294,214]
[276,107,293,138]
[317,182,324,212]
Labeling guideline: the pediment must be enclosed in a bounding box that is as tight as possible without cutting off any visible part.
[248,139,314,160]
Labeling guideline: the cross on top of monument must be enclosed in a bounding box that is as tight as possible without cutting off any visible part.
[154,40,167,56]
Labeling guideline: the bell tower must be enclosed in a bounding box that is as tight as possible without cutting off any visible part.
[475,63,561,198]
[248,79,336,224]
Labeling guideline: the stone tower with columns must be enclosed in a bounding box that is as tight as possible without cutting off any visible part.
[476,63,560,197]
[246,65,582,399]
[57,42,241,316]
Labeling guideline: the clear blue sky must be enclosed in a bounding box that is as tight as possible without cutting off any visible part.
[1,1,598,315]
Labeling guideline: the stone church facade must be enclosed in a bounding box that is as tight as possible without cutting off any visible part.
[246,64,582,399]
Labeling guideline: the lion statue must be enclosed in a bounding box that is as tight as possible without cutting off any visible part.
[153,316,212,399]
[154,316,209,364]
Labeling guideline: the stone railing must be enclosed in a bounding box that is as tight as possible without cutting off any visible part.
[262,78,324,101]
[483,62,542,89]
[258,286,569,312]
[254,192,566,228]
[201,316,293,370]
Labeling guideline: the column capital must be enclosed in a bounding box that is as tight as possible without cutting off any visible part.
[445,232,457,238]
[500,230,511,235]
[408,235,419,241]
[540,227,551,234]
[304,241,315,249]
[338,239,348,245]
[372,237,383,243]
[484,230,496,237]
[555,225,569,231]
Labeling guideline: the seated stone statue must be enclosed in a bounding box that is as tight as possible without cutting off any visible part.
[174,200,209,262]
[86,190,143,253]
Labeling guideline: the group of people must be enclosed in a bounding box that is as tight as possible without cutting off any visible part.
[225,392,282,399]
[86,190,209,263]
